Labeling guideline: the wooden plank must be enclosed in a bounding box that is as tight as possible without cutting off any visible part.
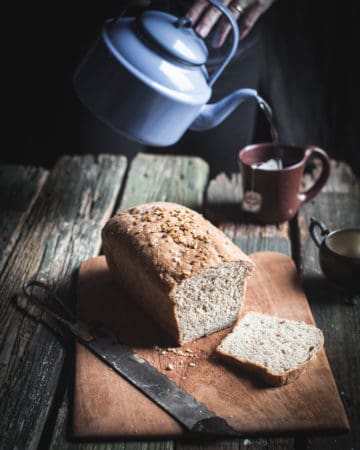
[302,159,360,195]
[119,153,209,212]
[199,172,294,450]
[0,164,48,272]
[177,437,298,450]
[49,153,209,449]
[0,155,127,450]
[296,161,360,450]
[206,172,291,259]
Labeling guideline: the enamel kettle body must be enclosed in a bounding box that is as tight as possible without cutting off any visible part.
[73,0,260,146]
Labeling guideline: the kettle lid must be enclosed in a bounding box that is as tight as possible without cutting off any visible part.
[138,10,208,65]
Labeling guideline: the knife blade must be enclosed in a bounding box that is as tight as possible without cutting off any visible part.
[20,280,241,437]
[84,327,240,436]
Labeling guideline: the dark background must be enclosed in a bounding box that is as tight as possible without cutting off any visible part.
[6,0,360,176]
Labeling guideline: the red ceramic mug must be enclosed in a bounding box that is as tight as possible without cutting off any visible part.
[238,143,330,224]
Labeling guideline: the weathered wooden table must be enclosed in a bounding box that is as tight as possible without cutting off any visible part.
[1,153,359,450]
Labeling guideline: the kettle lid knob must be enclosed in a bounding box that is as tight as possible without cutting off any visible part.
[138,10,208,65]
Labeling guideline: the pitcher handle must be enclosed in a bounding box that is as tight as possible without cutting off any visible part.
[201,0,239,87]
[309,217,330,247]
[300,146,330,204]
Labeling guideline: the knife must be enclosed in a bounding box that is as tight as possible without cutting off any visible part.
[20,280,241,437]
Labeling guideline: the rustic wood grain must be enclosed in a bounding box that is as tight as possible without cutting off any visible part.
[301,159,360,195]
[0,155,127,450]
[3,155,357,450]
[0,164,48,273]
[205,173,291,256]
[49,153,209,449]
[296,162,360,450]
[118,153,209,212]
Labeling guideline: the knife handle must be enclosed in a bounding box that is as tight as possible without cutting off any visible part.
[191,416,242,437]
[21,280,91,341]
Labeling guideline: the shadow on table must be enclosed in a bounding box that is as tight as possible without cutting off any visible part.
[301,272,359,306]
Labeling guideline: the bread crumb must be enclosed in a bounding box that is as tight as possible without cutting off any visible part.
[165,347,196,358]
[167,347,185,356]
[166,363,174,371]
[188,362,196,367]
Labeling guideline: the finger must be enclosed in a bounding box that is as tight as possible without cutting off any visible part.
[211,21,232,48]
[211,0,275,46]
[194,0,232,39]
[210,1,245,48]
[238,2,271,38]
[186,0,209,24]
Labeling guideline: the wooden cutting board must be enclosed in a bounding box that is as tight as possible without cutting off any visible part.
[72,252,349,438]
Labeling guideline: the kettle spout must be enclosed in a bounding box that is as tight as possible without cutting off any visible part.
[190,88,261,131]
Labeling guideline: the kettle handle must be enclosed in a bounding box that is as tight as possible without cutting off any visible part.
[205,0,240,87]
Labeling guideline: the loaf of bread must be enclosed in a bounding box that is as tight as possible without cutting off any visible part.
[216,311,324,386]
[102,202,255,344]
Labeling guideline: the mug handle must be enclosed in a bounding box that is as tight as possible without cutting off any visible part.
[300,146,330,204]
[309,217,330,247]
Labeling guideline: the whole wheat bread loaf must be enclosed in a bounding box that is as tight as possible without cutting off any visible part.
[102,202,255,344]
[216,311,324,386]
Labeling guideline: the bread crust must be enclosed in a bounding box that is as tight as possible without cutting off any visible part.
[102,202,255,344]
[102,202,255,291]
[216,345,322,387]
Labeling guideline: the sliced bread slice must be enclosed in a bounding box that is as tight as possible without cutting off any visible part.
[216,311,324,386]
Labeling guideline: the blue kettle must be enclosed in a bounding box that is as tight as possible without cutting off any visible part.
[73,0,262,146]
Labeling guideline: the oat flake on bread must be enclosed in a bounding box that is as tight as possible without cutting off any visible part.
[102,201,255,345]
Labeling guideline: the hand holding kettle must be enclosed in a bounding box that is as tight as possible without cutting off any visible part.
[121,0,277,45]
[73,0,269,146]
[187,0,276,45]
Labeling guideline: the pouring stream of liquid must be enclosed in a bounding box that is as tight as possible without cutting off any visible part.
[245,96,282,208]
[257,98,282,169]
